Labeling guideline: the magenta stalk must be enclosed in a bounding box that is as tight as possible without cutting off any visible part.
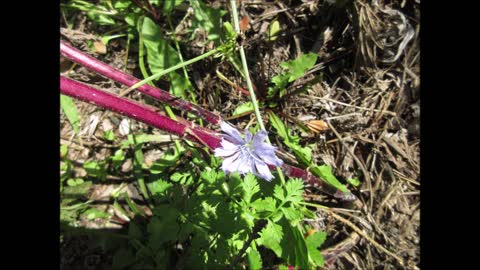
[60,41,222,125]
[60,71,355,201]
[60,76,222,149]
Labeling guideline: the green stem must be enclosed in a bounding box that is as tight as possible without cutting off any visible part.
[230,0,286,185]
[126,46,221,92]
[167,15,204,127]
[138,16,183,152]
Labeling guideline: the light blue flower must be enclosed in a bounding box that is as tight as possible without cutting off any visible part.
[214,121,283,181]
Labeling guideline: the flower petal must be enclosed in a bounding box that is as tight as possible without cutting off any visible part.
[222,151,241,173]
[256,150,283,167]
[252,130,268,147]
[244,131,253,143]
[220,121,244,144]
[254,160,274,181]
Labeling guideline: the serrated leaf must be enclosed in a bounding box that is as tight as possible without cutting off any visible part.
[147,216,179,250]
[268,111,289,140]
[280,53,318,83]
[147,179,173,196]
[258,221,283,257]
[306,231,327,267]
[200,168,218,184]
[247,248,263,269]
[273,184,285,201]
[60,94,80,134]
[281,207,303,225]
[251,197,276,217]
[242,174,260,203]
[285,178,304,204]
[232,101,254,116]
[288,143,313,165]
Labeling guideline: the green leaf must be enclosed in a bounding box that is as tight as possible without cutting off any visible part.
[268,111,289,140]
[163,0,183,14]
[258,221,283,257]
[87,11,115,25]
[142,17,191,99]
[84,208,110,220]
[306,231,327,267]
[189,0,227,41]
[268,53,318,98]
[251,197,276,217]
[280,220,310,269]
[347,178,361,187]
[232,101,254,116]
[104,130,116,141]
[60,94,80,134]
[101,34,126,46]
[62,181,92,197]
[147,179,173,196]
[170,172,193,185]
[267,19,280,41]
[280,53,318,83]
[223,21,236,40]
[313,165,348,193]
[169,72,191,99]
[247,248,263,270]
[60,144,68,159]
[242,173,260,203]
[83,160,107,181]
[148,206,180,250]
[111,149,125,170]
[200,168,218,184]
[66,178,76,187]
[285,178,304,204]
[288,143,313,165]
[281,207,303,225]
[273,184,285,201]
[150,147,184,174]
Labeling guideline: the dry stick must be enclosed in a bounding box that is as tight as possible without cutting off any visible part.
[327,120,373,210]
[310,96,397,116]
[60,41,222,125]
[324,209,405,266]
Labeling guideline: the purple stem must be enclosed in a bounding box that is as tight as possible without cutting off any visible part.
[60,41,222,125]
[60,76,222,149]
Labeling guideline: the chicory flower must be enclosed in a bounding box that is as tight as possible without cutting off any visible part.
[214,121,283,181]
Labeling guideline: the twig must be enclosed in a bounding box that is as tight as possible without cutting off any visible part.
[323,209,405,266]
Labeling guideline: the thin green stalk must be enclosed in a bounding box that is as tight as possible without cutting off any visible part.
[126,46,221,92]
[167,15,204,127]
[230,0,286,185]
[138,16,183,152]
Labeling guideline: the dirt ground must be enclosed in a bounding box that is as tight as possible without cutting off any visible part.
[61,0,420,269]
